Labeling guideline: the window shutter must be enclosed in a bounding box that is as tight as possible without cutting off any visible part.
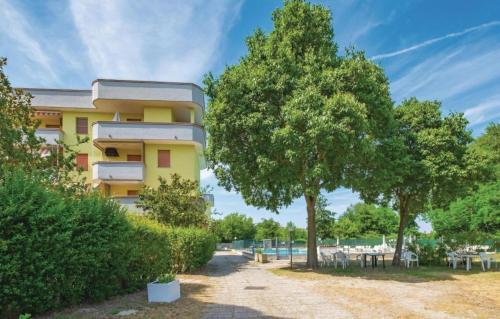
[76,154,88,171]
[127,154,142,162]
[158,150,170,168]
[127,190,138,196]
[76,117,88,134]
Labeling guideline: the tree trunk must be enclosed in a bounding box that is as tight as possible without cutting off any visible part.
[392,195,410,266]
[305,194,318,269]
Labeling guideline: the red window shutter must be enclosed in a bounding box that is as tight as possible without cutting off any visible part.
[76,154,88,171]
[76,117,88,134]
[127,154,142,162]
[158,150,170,168]
[127,190,138,196]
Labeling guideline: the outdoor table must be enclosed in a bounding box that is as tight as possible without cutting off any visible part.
[459,253,479,271]
[361,252,385,269]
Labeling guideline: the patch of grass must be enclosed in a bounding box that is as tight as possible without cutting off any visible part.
[270,262,499,283]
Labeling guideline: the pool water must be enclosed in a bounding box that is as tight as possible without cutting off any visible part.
[262,248,307,256]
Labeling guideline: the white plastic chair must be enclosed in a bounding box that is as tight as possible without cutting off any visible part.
[447,252,462,269]
[356,254,365,267]
[403,251,419,268]
[334,251,348,269]
[320,252,333,267]
[479,252,497,271]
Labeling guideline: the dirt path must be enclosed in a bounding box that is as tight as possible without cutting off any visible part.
[201,251,354,318]
[39,251,499,319]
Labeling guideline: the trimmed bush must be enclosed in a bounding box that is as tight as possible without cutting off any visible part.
[0,169,216,317]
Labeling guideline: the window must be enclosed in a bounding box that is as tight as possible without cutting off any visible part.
[76,117,88,134]
[127,190,138,196]
[76,153,88,171]
[126,118,141,122]
[158,150,170,168]
[46,124,60,129]
[127,154,142,162]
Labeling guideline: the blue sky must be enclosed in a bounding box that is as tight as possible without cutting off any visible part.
[2,0,500,230]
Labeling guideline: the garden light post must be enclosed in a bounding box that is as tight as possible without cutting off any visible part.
[288,225,295,269]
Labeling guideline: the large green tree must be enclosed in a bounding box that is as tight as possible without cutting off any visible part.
[333,203,399,238]
[372,98,481,265]
[217,212,256,242]
[204,0,393,268]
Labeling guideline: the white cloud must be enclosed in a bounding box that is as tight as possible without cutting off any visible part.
[464,95,500,126]
[391,42,500,102]
[372,20,500,60]
[0,0,59,83]
[69,0,243,82]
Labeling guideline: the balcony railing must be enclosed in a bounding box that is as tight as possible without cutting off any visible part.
[92,121,205,147]
[35,128,63,145]
[113,196,143,212]
[92,161,144,182]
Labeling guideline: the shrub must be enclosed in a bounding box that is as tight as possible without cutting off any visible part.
[0,169,216,317]
[407,242,447,266]
[0,169,131,317]
[167,227,217,272]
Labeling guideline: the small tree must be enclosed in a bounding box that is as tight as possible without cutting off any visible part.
[371,98,481,265]
[204,0,393,268]
[218,212,256,242]
[255,218,281,242]
[315,195,336,240]
[137,173,209,227]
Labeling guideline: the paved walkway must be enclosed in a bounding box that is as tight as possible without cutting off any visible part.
[201,251,353,319]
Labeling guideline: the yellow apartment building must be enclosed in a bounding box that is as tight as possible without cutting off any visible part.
[23,79,211,210]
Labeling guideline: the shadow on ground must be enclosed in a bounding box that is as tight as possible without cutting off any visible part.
[276,261,497,283]
[36,281,286,319]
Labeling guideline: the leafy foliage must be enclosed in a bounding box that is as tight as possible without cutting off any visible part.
[370,98,480,265]
[314,195,336,239]
[333,203,399,238]
[428,181,500,244]
[255,218,282,241]
[469,123,500,180]
[0,169,215,317]
[137,173,209,228]
[204,0,393,268]
[214,212,256,242]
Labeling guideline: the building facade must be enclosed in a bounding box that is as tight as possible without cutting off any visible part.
[23,79,208,209]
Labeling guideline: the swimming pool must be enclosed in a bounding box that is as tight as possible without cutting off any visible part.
[262,248,307,256]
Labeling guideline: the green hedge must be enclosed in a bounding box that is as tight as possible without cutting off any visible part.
[0,169,216,317]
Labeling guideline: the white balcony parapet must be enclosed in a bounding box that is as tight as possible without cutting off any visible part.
[23,89,93,109]
[92,121,205,148]
[92,79,204,110]
[35,128,63,145]
[92,161,144,182]
[113,196,143,213]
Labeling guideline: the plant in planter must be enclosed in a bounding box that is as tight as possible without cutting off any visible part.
[147,273,180,303]
[255,248,262,262]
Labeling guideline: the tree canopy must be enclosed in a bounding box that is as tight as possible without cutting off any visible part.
[204,0,393,268]
[215,212,256,242]
[315,195,336,240]
[333,203,399,238]
[428,181,500,244]
[137,173,209,228]
[373,98,481,265]
[255,218,282,241]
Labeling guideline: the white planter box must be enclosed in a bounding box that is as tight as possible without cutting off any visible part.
[147,279,180,303]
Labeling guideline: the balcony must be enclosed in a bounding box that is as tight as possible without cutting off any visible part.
[92,161,144,183]
[92,79,204,110]
[35,128,63,145]
[92,121,205,148]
